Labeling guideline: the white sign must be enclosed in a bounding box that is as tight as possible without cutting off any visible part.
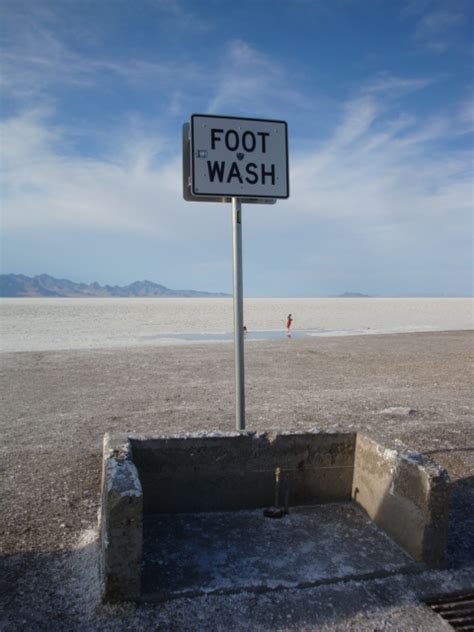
[182,124,275,204]
[190,114,289,199]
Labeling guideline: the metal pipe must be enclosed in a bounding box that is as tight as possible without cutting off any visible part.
[274,467,281,508]
[232,197,245,431]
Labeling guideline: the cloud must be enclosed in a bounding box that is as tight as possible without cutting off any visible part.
[3,73,471,244]
[414,7,464,51]
[1,34,203,104]
[152,0,213,33]
[1,108,174,235]
[280,81,472,242]
[401,0,468,52]
[457,99,474,133]
[332,96,379,146]
[207,40,311,116]
[0,105,242,277]
[365,73,434,98]
[0,1,205,108]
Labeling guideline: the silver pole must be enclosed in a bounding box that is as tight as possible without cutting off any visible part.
[232,197,245,431]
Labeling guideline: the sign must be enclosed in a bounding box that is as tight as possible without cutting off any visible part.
[182,124,275,204]
[181,112,290,431]
[189,114,289,200]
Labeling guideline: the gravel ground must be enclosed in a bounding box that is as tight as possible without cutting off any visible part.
[1,330,473,630]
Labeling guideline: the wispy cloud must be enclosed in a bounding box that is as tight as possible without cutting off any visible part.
[0,2,205,108]
[457,98,474,133]
[0,106,236,264]
[285,79,471,242]
[401,0,469,52]
[365,73,434,98]
[207,39,311,116]
[1,33,203,103]
[3,73,470,253]
[332,96,379,146]
[152,0,213,33]
[2,108,170,234]
[414,7,464,52]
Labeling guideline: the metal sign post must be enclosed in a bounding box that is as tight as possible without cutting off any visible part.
[232,197,245,430]
[183,114,289,432]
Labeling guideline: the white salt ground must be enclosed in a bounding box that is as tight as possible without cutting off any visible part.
[1,296,472,352]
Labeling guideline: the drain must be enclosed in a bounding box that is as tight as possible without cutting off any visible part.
[424,591,474,631]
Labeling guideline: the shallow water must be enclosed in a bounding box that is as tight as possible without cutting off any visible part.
[0,297,472,352]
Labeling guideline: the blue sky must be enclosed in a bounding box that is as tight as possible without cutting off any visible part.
[1,0,473,296]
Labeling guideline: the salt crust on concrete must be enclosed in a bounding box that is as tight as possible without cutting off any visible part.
[141,503,419,601]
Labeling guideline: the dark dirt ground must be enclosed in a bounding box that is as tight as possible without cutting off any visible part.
[1,330,473,630]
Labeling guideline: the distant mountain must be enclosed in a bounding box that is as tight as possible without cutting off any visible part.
[336,292,371,298]
[0,274,230,298]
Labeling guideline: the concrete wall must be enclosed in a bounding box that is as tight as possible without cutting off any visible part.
[351,434,450,566]
[100,434,143,602]
[130,431,356,513]
[100,430,451,602]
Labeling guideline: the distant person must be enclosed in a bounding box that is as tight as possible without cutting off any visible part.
[286,314,293,332]
[243,325,247,335]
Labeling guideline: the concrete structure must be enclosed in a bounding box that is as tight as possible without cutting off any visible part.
[352,434,451,566]
[100,434,143,602]
[100,431,450,603]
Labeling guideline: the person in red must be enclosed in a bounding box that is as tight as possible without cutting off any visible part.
[286,313,293,332]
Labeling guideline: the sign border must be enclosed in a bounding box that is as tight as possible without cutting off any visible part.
[190,113,289,200]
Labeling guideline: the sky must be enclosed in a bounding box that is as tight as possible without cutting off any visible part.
[1,0,473,297]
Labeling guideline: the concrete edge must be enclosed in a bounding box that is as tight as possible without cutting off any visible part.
[125,428,352,442]
[100,433,143,603]
[352,434,451,566]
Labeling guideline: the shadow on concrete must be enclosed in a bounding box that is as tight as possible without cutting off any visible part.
[445,475,474,568]
[419,445,474,568]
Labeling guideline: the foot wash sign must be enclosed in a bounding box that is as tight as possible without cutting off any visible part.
[183,114,290,430]
[183,114,289,202]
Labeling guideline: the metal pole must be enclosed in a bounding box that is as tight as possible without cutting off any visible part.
[232,197,245,431]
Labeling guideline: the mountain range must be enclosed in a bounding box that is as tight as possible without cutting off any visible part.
[0,274,230,298]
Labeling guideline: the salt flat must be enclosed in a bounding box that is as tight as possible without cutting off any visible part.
[1,296,472,352]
